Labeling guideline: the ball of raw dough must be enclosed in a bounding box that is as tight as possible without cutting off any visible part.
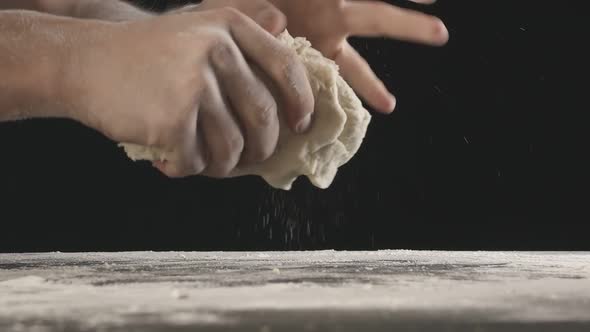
[120,30,371,190]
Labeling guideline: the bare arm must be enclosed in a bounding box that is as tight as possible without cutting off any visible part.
[0,8,314,178]
[0,10,78,121]
[0,0,152,21]
[0,1,150,120]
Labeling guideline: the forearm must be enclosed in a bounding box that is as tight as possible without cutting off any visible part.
[0,0,153,21]
[0,11,93,122]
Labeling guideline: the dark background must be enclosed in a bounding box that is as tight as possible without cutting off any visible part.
[1,1,587,252]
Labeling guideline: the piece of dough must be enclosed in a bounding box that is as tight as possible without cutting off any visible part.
[120,30,371,190]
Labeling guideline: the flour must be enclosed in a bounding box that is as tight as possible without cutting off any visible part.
[120,30,371,190]
[2,251,590,330]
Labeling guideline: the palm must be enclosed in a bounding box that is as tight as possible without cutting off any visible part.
[271,0,352,58]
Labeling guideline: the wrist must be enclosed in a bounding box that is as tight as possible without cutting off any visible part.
[54,18,118,127]
[0,11,82,121]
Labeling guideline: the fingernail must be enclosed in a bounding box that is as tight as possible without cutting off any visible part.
[296,113,312,133]
[432,19,449,45]
[387,94,397,113]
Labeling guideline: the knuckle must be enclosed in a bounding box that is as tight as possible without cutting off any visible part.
[193,162,207,175]
[222,133,245,160]
[176,139,208,176]
[210,41,236,68]
[192,146,209,174]
[217,7,245,24]
[252,99,277,129]
[210,132,244,177]
[205,27,229,43]
[251,133,278,163]
[181,148,207,176]
[188,157,207,175]
[245,104,279,163]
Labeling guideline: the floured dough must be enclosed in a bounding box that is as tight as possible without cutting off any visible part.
[120,30,371,190]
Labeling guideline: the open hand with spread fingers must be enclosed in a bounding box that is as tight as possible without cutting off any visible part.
[181,0,449,113]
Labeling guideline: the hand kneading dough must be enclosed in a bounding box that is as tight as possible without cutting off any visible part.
[120,30,371,190]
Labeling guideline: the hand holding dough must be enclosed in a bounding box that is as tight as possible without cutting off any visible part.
[120,31,371,190]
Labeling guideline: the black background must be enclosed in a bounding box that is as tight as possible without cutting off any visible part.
[1,1,587,252]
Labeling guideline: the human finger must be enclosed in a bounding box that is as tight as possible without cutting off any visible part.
[344,1,448,46]
[221,8,315,133]
[209,36,279,164]
[335,42,396,113]
[199,69,245,178]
